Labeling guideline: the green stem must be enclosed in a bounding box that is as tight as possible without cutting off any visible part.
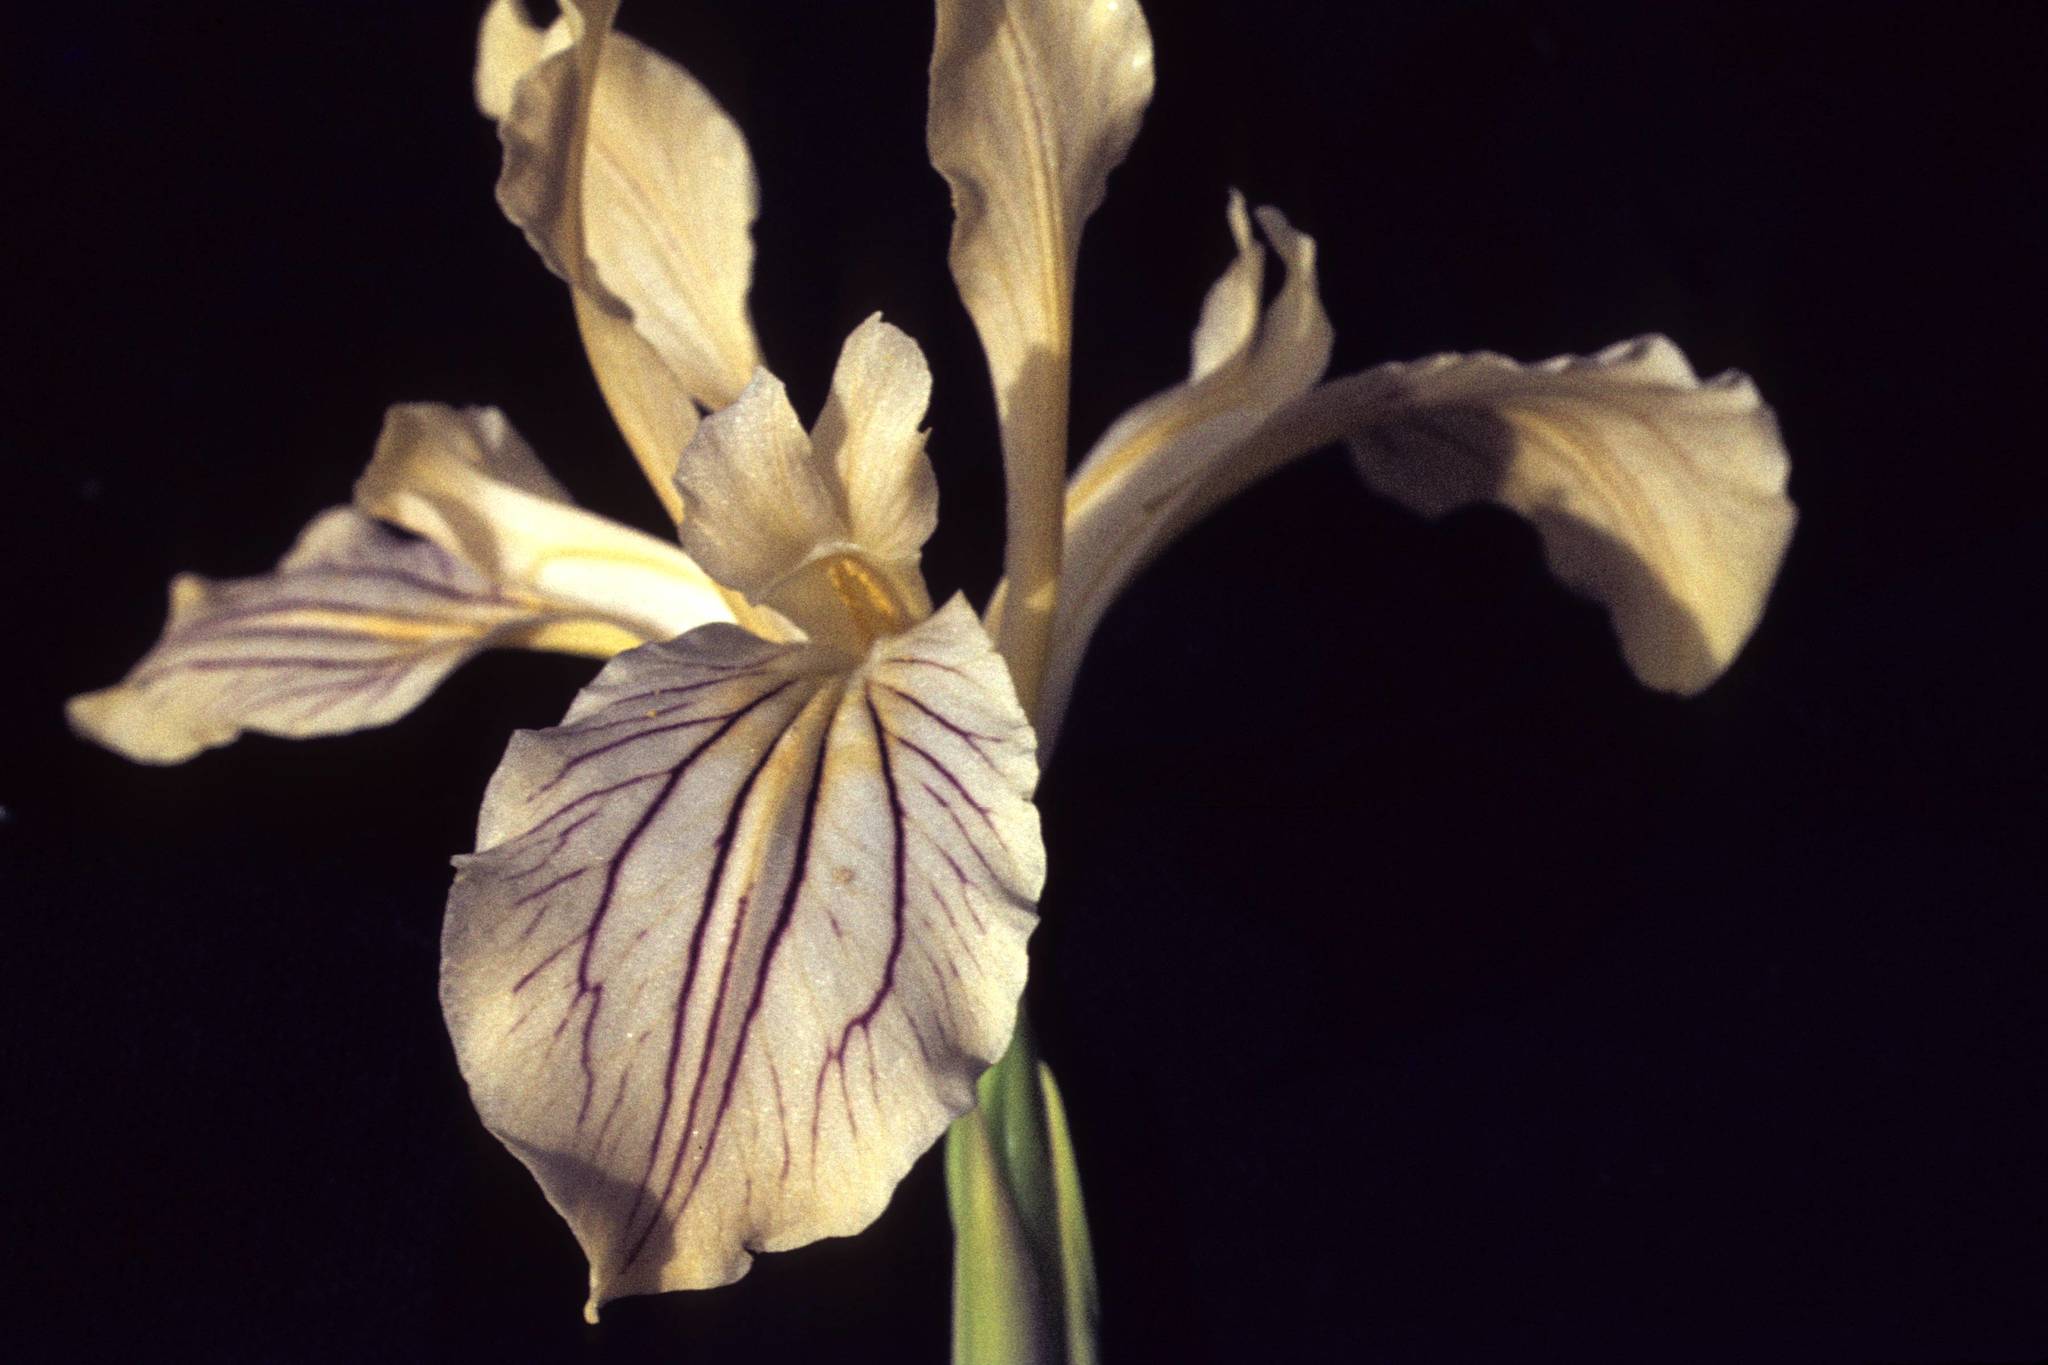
[946,1016,1099,1364]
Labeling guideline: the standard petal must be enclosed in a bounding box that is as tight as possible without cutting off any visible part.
[1346,336,1797,692]
[812,314,939,572]
[1024,201,1332,746]
[441,596,1042,1314]
[928,0,1155,705]
[354,402,753,642]
[488,0,761,515]
[67,509,634,764]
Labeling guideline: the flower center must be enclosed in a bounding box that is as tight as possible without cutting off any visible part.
[825,553,914,644]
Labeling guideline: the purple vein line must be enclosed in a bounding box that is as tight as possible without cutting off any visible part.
[626,691,842,1265]
[562,681,794,1129]
[614,690,814,1265]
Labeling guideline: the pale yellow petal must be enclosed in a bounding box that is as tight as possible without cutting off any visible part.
[487,0,760,518]
[673,325,940,653]
[441,596,1042,1314]
[354,402,748,643]
[1023,202,1332,746]
[475,0,571,121]
[670,370,845,605]
[67,509,630,765]
[812,314,939,572]
[1097,334,1796,697]
[1347,336,1797,692]
[927,0,1155,709]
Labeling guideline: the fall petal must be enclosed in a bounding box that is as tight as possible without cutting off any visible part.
[440,596,1042,1313]
[1028,201,1331,746]
[67,509,632,764]
[354,402,746,642]
[1346,336,1797,692]
[487,0,761,515]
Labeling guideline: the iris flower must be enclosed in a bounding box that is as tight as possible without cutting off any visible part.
[69,0,1796,1342]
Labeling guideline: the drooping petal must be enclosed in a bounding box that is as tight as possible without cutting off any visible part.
[1071,335,1796,704]
[355,402,754,642]
[485,0,762,517]
[440,596,1042,1314]
[1023,200,1332,746]
[1346,336,1798,692]
[67,509,639,765]
[928,0,1155,706]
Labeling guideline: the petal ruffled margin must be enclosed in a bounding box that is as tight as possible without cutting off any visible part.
[441,596,1042,1316]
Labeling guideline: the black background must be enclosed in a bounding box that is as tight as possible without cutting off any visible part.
[8,2,2044,1361]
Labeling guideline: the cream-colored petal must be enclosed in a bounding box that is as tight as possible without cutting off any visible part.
[67,509,641,765]
[1346,335,1797,692]
[475,0,572,121]
[487,0,761,517]
[670,370,845,605]
[441,596,1042,1315]
[928,0,1155,709]
[354,402,749,643]
[812,314,939,571]
[1022,202,1332,747]
[1091,334,1796,699]
[1188,190,1262,382]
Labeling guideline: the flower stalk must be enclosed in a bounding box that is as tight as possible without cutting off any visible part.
[948,1015,1099,1365]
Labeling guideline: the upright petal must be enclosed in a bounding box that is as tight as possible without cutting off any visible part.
[485,0,762,517]
[1346,337,1797,692]
[1026,201,1331,746]
[67,509,639,764]
[354,402,754,642]
[669,370,845,603]
[928,0,1155,707]
[673,323,941,652]
[812,315,939,573]
[441,597,1043,1314]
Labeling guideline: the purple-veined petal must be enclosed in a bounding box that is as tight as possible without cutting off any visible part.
[68,508,639,764]
[441,596,1043,1315]
[484,0,761,519]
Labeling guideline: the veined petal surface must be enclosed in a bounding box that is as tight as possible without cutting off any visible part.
[441,597,1042,1314]
[1027,200,1331,745]
[486,0,762,516]
[68,509,634,764]
[354,402,749,642]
